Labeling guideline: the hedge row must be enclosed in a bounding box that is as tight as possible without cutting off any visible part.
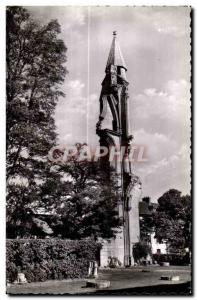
[6,239,100,283]
[153,253,190,265]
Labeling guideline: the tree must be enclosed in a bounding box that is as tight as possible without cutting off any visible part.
[47,143,122,240]
[133,242,151,263]
[154,189,191,253]
[6,6,67,237]
[139,197,154,244]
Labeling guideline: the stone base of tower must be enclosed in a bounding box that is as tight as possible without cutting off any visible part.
[99,179,141,268]
[100,236,137,267]
[100,243,140,268]
[100,231,124,267]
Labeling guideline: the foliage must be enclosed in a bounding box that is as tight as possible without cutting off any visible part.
[47,143,122,240]
[153,253,190,266]
[133,242,151,262]
[139,197,154,243]
[154,189,191,253]
[6,6,67,237]
[6,7,121,241]
[140,216,154,243]
[6,239,100,283]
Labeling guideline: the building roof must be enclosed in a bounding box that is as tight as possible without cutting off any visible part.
[106,31,127,70]
[139,201,158,216]
[139,201,151,215]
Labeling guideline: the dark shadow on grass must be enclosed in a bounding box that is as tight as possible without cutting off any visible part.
[7,281,192,296]
[77,281,192,296]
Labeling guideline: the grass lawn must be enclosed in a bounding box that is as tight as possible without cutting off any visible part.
[7,265,192,295]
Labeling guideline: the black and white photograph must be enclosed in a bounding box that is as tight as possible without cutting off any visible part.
[5,5,192,295]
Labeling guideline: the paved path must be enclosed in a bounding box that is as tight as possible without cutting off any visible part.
[7,266,191,295]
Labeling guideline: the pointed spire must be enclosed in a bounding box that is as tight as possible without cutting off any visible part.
[106,31,127,70]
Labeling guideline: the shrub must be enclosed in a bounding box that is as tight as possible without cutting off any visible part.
[108,256,122,268]
[6,239,100,283]
[133,242,151,263]
[153,253,190,266]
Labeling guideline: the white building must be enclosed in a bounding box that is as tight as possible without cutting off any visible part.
[150,233,167,254]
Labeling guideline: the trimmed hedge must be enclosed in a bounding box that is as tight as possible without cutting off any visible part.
[6,239,100,283]
[153,253,190,266]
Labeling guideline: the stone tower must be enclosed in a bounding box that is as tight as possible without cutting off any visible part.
[96,32,142,267]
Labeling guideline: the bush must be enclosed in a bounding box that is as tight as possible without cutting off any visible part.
[133,242,151,263]
[153,253,190,266]
[108,256,122,268]
[6,239,100,283]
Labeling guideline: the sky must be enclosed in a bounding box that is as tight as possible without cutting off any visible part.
[27,6,191,202]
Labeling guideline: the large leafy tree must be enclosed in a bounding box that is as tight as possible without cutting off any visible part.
[46,143,122,240]
[154,189,191,253]
[6,6,67,237]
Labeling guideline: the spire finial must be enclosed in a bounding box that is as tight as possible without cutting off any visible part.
[106,31,127,71]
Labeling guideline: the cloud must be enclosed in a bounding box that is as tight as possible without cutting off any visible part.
[132,79,191,141]
[27,6,86,29]
[135,145,191,201]
[132,128,178,163]
[131,79,191,200]
[55,79,100,146]
[132,7,191,36]
[61,7,86,29]
[55,79,87,145]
